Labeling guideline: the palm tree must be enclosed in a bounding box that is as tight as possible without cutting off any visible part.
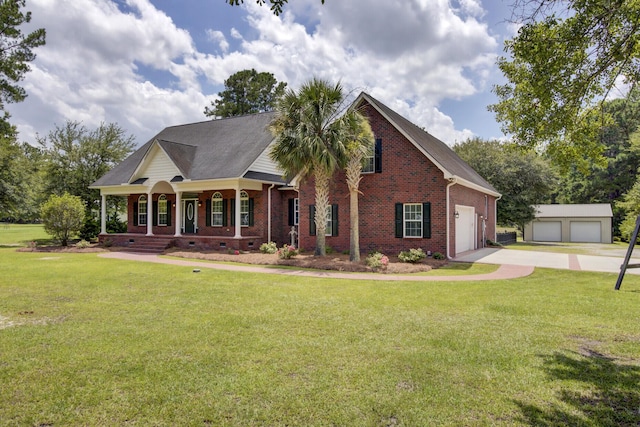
[341,112,374,262]
[269,78,352,256]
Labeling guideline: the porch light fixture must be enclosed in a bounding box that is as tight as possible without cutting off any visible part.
[455,210,459,219]
[198,201,202,207]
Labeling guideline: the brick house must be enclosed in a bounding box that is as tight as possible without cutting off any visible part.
[91,92,499,257]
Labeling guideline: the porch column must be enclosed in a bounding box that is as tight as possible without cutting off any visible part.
[100,194,107,234]
[174,192,182,237]
[234,187,242,238]
[146,192,153,236]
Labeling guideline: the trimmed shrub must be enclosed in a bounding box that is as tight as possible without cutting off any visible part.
[260,241,278,254]
[398,248,427,263]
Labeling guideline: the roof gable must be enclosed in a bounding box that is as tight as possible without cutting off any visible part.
[92,112,280,187]
[355,93,499,196]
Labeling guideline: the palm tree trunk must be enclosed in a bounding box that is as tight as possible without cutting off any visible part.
[345,155,363,262]
[314,166,330,256]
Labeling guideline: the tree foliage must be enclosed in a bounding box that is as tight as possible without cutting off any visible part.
[270,78,356,256]
[553,89,640,235]
[0,0,46,135]
[38,121,135,213]
[227,0,325,16]
[205,69,287,118]
[454,138,556,229]
[41,192,85,246]
[491,0,640,167]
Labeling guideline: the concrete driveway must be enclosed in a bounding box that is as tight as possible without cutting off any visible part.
[454,247,640,275]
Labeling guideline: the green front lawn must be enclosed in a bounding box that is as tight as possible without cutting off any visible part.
[0,223,51,246]
[1,248,639,426]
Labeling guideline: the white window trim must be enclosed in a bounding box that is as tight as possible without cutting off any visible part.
[404,203,423,238]
[361,144,375,174]
[325,206,333,236]
[158,194,168,226]
[138,195,147,226]
[240,190,249,227]
[294,198,299,226]
[212,192,223,227]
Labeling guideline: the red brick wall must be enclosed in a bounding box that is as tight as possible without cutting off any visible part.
[298,101,496,258]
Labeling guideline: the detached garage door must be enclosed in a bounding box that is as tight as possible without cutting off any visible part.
[532,221,561,242]
[570,221,601,243]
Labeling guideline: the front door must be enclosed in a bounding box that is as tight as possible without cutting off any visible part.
[184,200,196,234]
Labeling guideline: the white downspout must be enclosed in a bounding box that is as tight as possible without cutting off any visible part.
[267,184,275,242]
[446,177,457,260]
[494,194,502,241]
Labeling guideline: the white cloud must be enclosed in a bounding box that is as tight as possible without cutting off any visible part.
[8,0,501,149]
[206,29,229,52]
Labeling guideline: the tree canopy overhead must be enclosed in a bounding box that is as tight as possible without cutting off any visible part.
[204,69,287,118]
[227,0,325,16]
[0,0,46,134]
[491,0,639,167]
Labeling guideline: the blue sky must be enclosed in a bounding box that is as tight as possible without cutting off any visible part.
[10,0,519,147]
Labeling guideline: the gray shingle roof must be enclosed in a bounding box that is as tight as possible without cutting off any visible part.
[358,93,499,195]
[92,112,279,187]
[534,204,613,218]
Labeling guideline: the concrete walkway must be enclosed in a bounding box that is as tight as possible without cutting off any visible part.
[99,251,535,282]
[454,247,640,275]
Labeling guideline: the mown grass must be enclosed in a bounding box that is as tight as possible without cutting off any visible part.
[1,249,640,426]
[0,223,52,247]
[505,241,632,255]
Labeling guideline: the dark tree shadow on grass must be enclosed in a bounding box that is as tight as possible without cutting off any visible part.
[515,349,640,426]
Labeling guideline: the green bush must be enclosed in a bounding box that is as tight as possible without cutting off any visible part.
[433,252,445,260]
[277,244,298,259]
[79,215,100,241]
[365,252,389,270]
[41,193,85,246]
[107,217,127,233]
[75,239,91,249]
[260,241,278,254]
[398,248,426,263]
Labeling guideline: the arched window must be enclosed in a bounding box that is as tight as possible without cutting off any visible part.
[138,195,147,226]
[212,192,223,226]
[240,191,249,226]
[158,194,168,226]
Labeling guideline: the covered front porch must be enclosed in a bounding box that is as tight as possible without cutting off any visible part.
[95,177,288,252]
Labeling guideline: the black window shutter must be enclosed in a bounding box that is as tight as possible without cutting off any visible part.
[374,138,382,173]
[133,202,138,226]
[230,198,235,226]
[288,199,295,226]
[205,199,211,227]
[331,204,339,236]
[309,205,316,236]
[152,201,158,226]
[423,202,431,238]
[395,203,403,238]
[222,199,228,226]
[167,201,172,226]
[248,198,254,226]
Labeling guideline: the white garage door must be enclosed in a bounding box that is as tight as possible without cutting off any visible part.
[570,221,601,243]
[533,221,562,242]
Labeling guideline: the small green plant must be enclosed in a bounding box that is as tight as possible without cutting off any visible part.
[365,252,389,270]
[485,239,503,247]
[325,245,335,255]
[75,239,91,249]
[260,241,278,254]
[277,244,298,259]
[398,248,426,263]
[433,252,445,260]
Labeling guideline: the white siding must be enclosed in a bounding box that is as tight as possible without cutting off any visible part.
[135,145,181,183]
[248,140,282,175]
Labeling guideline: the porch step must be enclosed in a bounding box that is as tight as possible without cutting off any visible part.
[121,237,174,254]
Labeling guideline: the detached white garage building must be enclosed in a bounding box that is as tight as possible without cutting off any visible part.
[524,204,613,243]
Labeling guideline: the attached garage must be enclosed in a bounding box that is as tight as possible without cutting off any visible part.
[524,204,613,243]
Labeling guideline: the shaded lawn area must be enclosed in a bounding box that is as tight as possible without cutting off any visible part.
[1,249,639,426]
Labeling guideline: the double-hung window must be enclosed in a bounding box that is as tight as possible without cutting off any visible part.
[240,191,249,226]
[404,203,422,237]
[138,195,147,225]
[158,194,168,226]
[212,192,223,226]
